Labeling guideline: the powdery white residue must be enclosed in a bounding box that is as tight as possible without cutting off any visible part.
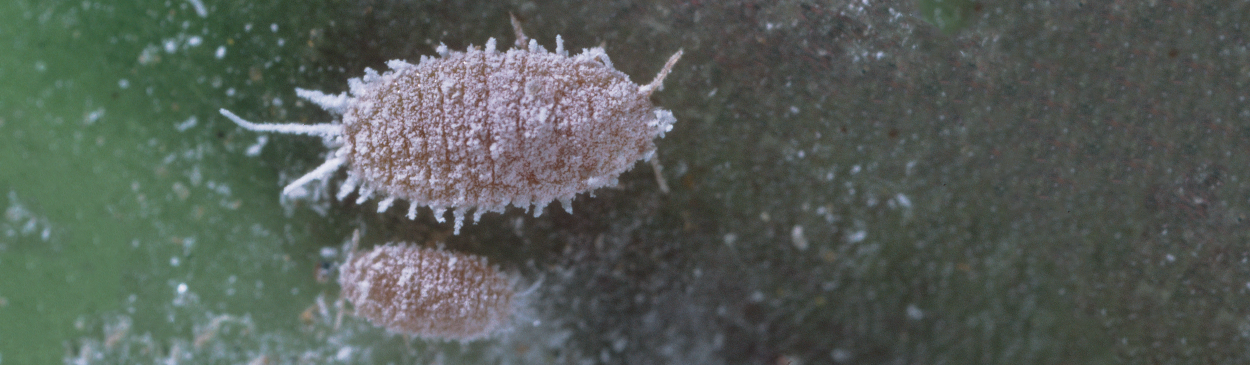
[83,108,105,125]
[244,135,268,157]
[174,116,197,132]
[790,225,808,251]
[185,0,207,17]
[337,243,514,340]
[3,191,54,241]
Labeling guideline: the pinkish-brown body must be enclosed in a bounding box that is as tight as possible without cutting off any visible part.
[220,19,682,233]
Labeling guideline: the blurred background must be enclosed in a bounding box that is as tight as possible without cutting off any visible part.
[2,0,1249,363]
